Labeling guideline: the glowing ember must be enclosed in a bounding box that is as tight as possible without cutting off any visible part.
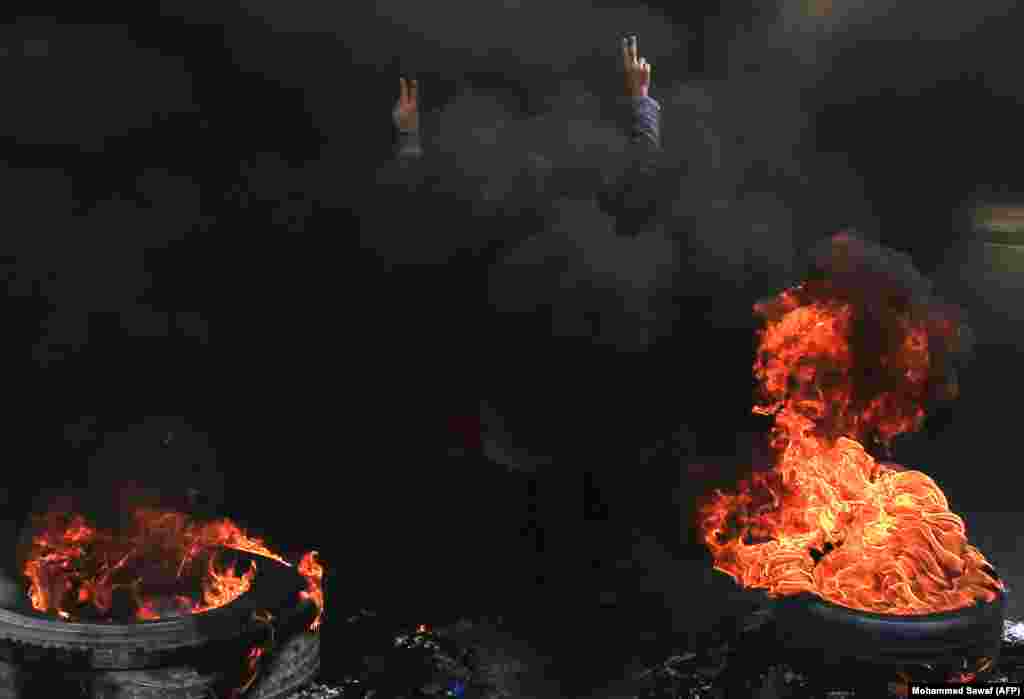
[698,232,1003,615]
[22,506,324,630]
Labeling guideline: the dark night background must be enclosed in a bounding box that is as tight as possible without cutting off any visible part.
[0,2,1022,695]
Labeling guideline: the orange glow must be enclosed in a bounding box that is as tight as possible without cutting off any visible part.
[22,506,324,630]
[232,644,267,698]
[699,269,1002,615]
[298,551,325,631]
[947,671,976,684]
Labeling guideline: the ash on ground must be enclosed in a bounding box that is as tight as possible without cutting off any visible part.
[629,610,1024,699]
[280,607,1024,699]
[283,609,485,699]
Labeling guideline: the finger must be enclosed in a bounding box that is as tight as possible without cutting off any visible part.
[399,77,408,103]
[410,79,418,105]
[621,36,631,67]
[630,35,639,63]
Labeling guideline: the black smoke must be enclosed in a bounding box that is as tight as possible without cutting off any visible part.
[149,0,1024,365]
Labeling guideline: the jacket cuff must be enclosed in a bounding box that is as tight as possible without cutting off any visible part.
[396,129,423,158]
[629,95,661,111]
[627,95,662,150]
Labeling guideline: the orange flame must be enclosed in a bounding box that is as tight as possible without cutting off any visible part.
[22,507,325,630]
[232,609,275,697]
[297,551,325,631]
[699,248,1002,615]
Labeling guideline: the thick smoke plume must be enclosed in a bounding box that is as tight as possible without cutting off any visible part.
[214,0,845,348]
[159,0,1024,352]
[0,20,203,367]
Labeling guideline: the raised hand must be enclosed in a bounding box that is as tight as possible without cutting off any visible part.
[621,35,651,99]
[392,77,419,132]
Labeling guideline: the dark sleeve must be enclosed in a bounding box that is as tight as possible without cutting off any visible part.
[377,127,427,190]
[396,128,424,160]
[597,96,669,231]
[628,95,662,152]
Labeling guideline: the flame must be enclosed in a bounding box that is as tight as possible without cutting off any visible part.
[297,551,325,631]
[699,236,1003,615]
[231,609,276,698]
[22,506,325,630]
[229,644,268,699]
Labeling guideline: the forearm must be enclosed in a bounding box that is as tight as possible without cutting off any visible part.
[628,95,661,151]
[396,128,423,160]
[378,127,426,189]
[597,95,665,230]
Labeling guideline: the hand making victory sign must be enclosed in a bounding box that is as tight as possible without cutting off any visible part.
[622,35,651,99]
[392,77,419,133]
[386,38,661,172]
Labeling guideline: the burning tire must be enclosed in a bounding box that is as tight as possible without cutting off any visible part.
[773,586,1007,669]
[0,550,313,669]
[6,479,326,696]
[697,233,1011,692]
[0,553,322,698]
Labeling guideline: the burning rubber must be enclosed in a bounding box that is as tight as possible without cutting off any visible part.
[19,506,323,630]
[698,232,1005,616]
[3,499,326,697]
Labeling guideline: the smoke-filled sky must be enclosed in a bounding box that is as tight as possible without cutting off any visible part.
[0,4,1017,359]
[203,0,1023,350]
[0,4,1021,475]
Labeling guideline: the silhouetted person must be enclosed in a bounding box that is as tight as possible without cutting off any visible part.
[371,37,687,628]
